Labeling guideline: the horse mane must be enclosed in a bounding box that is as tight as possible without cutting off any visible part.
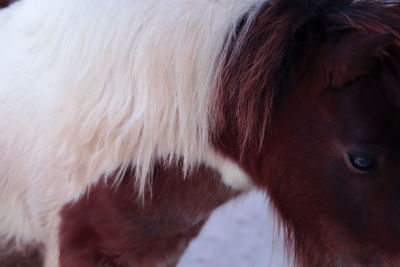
[2,0,400,200]
[213,0,400,155]
[0,0,268,198]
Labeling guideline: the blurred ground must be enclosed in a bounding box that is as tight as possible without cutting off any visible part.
[178,191,292,267]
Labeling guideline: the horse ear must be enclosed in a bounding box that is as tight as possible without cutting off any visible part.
[329,32,397,87]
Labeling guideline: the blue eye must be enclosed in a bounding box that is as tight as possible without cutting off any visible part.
[346,153,378,173]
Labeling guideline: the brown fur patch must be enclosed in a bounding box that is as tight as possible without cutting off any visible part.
[0,241,43,267]
[59,163,240,267]
[0,0,15,9]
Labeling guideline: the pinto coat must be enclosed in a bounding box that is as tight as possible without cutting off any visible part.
[2,0,400,266]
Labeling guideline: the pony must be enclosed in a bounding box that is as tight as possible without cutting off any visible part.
[1,0,400,266]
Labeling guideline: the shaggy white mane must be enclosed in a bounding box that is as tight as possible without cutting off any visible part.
[0,0,262,263]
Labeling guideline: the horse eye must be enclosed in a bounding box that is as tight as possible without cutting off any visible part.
[346,153,378,173]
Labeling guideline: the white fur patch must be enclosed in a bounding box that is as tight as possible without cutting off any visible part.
[203,148,253,191]
[219,160,254,191]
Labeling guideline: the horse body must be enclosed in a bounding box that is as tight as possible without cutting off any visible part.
[0,0,257,266]
[2,0,400,266]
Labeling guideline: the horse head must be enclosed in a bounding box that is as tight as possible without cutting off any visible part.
[215,0,400,265]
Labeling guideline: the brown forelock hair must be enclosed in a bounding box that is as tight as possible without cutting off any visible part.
[213,0,400,155]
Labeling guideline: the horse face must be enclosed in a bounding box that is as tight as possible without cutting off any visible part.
[260,32,400,265]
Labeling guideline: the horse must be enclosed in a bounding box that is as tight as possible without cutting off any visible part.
[1,0,400,266]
